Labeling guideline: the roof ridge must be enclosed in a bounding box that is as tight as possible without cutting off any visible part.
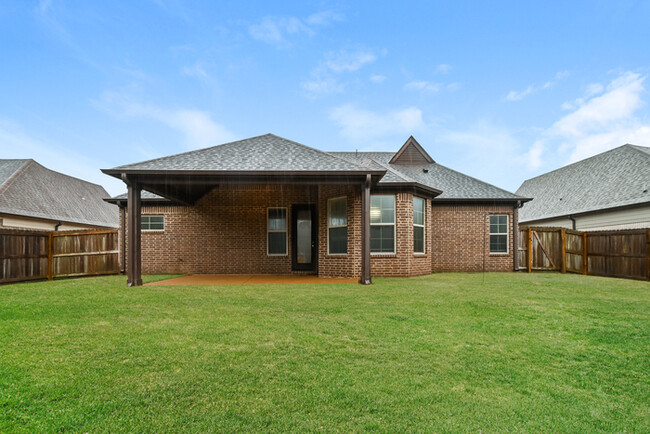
[268,135,374,171]
[108,134,269,170]
[624,143,650,159]
[109,133,374,172]
[0,159,32,196]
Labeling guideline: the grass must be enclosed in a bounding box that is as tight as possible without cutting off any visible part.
[0,273,648,432]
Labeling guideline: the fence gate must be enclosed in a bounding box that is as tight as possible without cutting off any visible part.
[518,226,649,281]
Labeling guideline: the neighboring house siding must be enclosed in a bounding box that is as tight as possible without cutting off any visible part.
[521,204,650,231]
[431,204,515,272]
[0,214,103,231]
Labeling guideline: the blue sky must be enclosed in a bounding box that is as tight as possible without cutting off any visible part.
[1,1,649,196]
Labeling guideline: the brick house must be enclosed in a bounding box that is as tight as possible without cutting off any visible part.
[103,134,529,285]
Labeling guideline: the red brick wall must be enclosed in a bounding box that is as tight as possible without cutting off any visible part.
[125,185,317,274]
[121,185,516,278]
[370,193,432,277]
[430,204,515,272]
[317,185,362,279]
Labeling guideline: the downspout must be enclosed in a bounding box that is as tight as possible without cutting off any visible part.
[54,222,62,231]
[120,173,131,276]
[513,202,519,271]
[569,215,576,230]
[119,203,126,274]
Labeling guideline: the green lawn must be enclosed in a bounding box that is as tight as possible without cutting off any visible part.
[0,273,648,432]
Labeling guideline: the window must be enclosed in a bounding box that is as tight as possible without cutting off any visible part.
[267,208,287,255]
[370,195,395,254]
[141,215,164,231]
[489,215,508,253]
[413,197,425,254]
[327,197,347,254]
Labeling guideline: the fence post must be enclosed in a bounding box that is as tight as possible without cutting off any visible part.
[646,229,650,281]
[47,233,53,281]
[560,228,566,273]
[527,227,532,273]
[582,232,588,275]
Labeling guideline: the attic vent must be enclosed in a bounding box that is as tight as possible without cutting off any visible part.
[422,168,429,173]
[389,136,435,165]
[644,183,648,193]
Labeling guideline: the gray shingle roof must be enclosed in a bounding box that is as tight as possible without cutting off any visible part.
[333,152,524,200]
[516,144,650,222]
[109,134,372,173]
[0,159,118,228]
[108,190,165,202]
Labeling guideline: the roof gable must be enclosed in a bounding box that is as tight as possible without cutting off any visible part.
[389,136,434,165]
[516,144,650,221]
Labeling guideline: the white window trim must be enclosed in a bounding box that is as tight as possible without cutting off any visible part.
[413,197,425,254]
[267,207,288,256]
[370,195,396,255]
[327,196,348,256]
[489,214,509,255]
[141,215,165,232]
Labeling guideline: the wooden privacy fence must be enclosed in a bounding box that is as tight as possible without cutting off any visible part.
[0,228,119,284]
[518,226,650,281]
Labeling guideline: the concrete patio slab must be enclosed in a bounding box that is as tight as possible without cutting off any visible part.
[145,274,359,286]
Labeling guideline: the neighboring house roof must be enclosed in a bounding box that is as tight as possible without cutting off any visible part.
[516,144,650,222]
[0,159,118,228]
[104,134,525,204]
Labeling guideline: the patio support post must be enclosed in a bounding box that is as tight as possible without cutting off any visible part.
[126,178,143,287]
[361,174,372,284]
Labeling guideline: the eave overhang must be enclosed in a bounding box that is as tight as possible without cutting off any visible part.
[101,169,387,205]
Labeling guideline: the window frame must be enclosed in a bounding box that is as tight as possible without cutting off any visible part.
[489,214,509,254]
[370,194,396,255]
[141,215,165,232]
[327,196,348,256]
[413,197,425,254]
[267,207,288,256]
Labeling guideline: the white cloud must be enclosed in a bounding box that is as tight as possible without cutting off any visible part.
[94,90,236,150]
[248,10,343,48]
[324,50,377,72]
[506,85,535,101]
[555,70,570,80]
[329,104,424,142]
[305,10,344,26]
[0,119,124,196]
[523,141,545,170]
[405,80,441,93]
[302,49,378,96]
[370,74,386,83]
[301,77,344,95]
[525,71,650,167]
[181,62,208,79]
[436,64,452,74]
[506,70,570,102]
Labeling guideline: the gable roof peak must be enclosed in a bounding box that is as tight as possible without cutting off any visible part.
[389,136,435,165]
